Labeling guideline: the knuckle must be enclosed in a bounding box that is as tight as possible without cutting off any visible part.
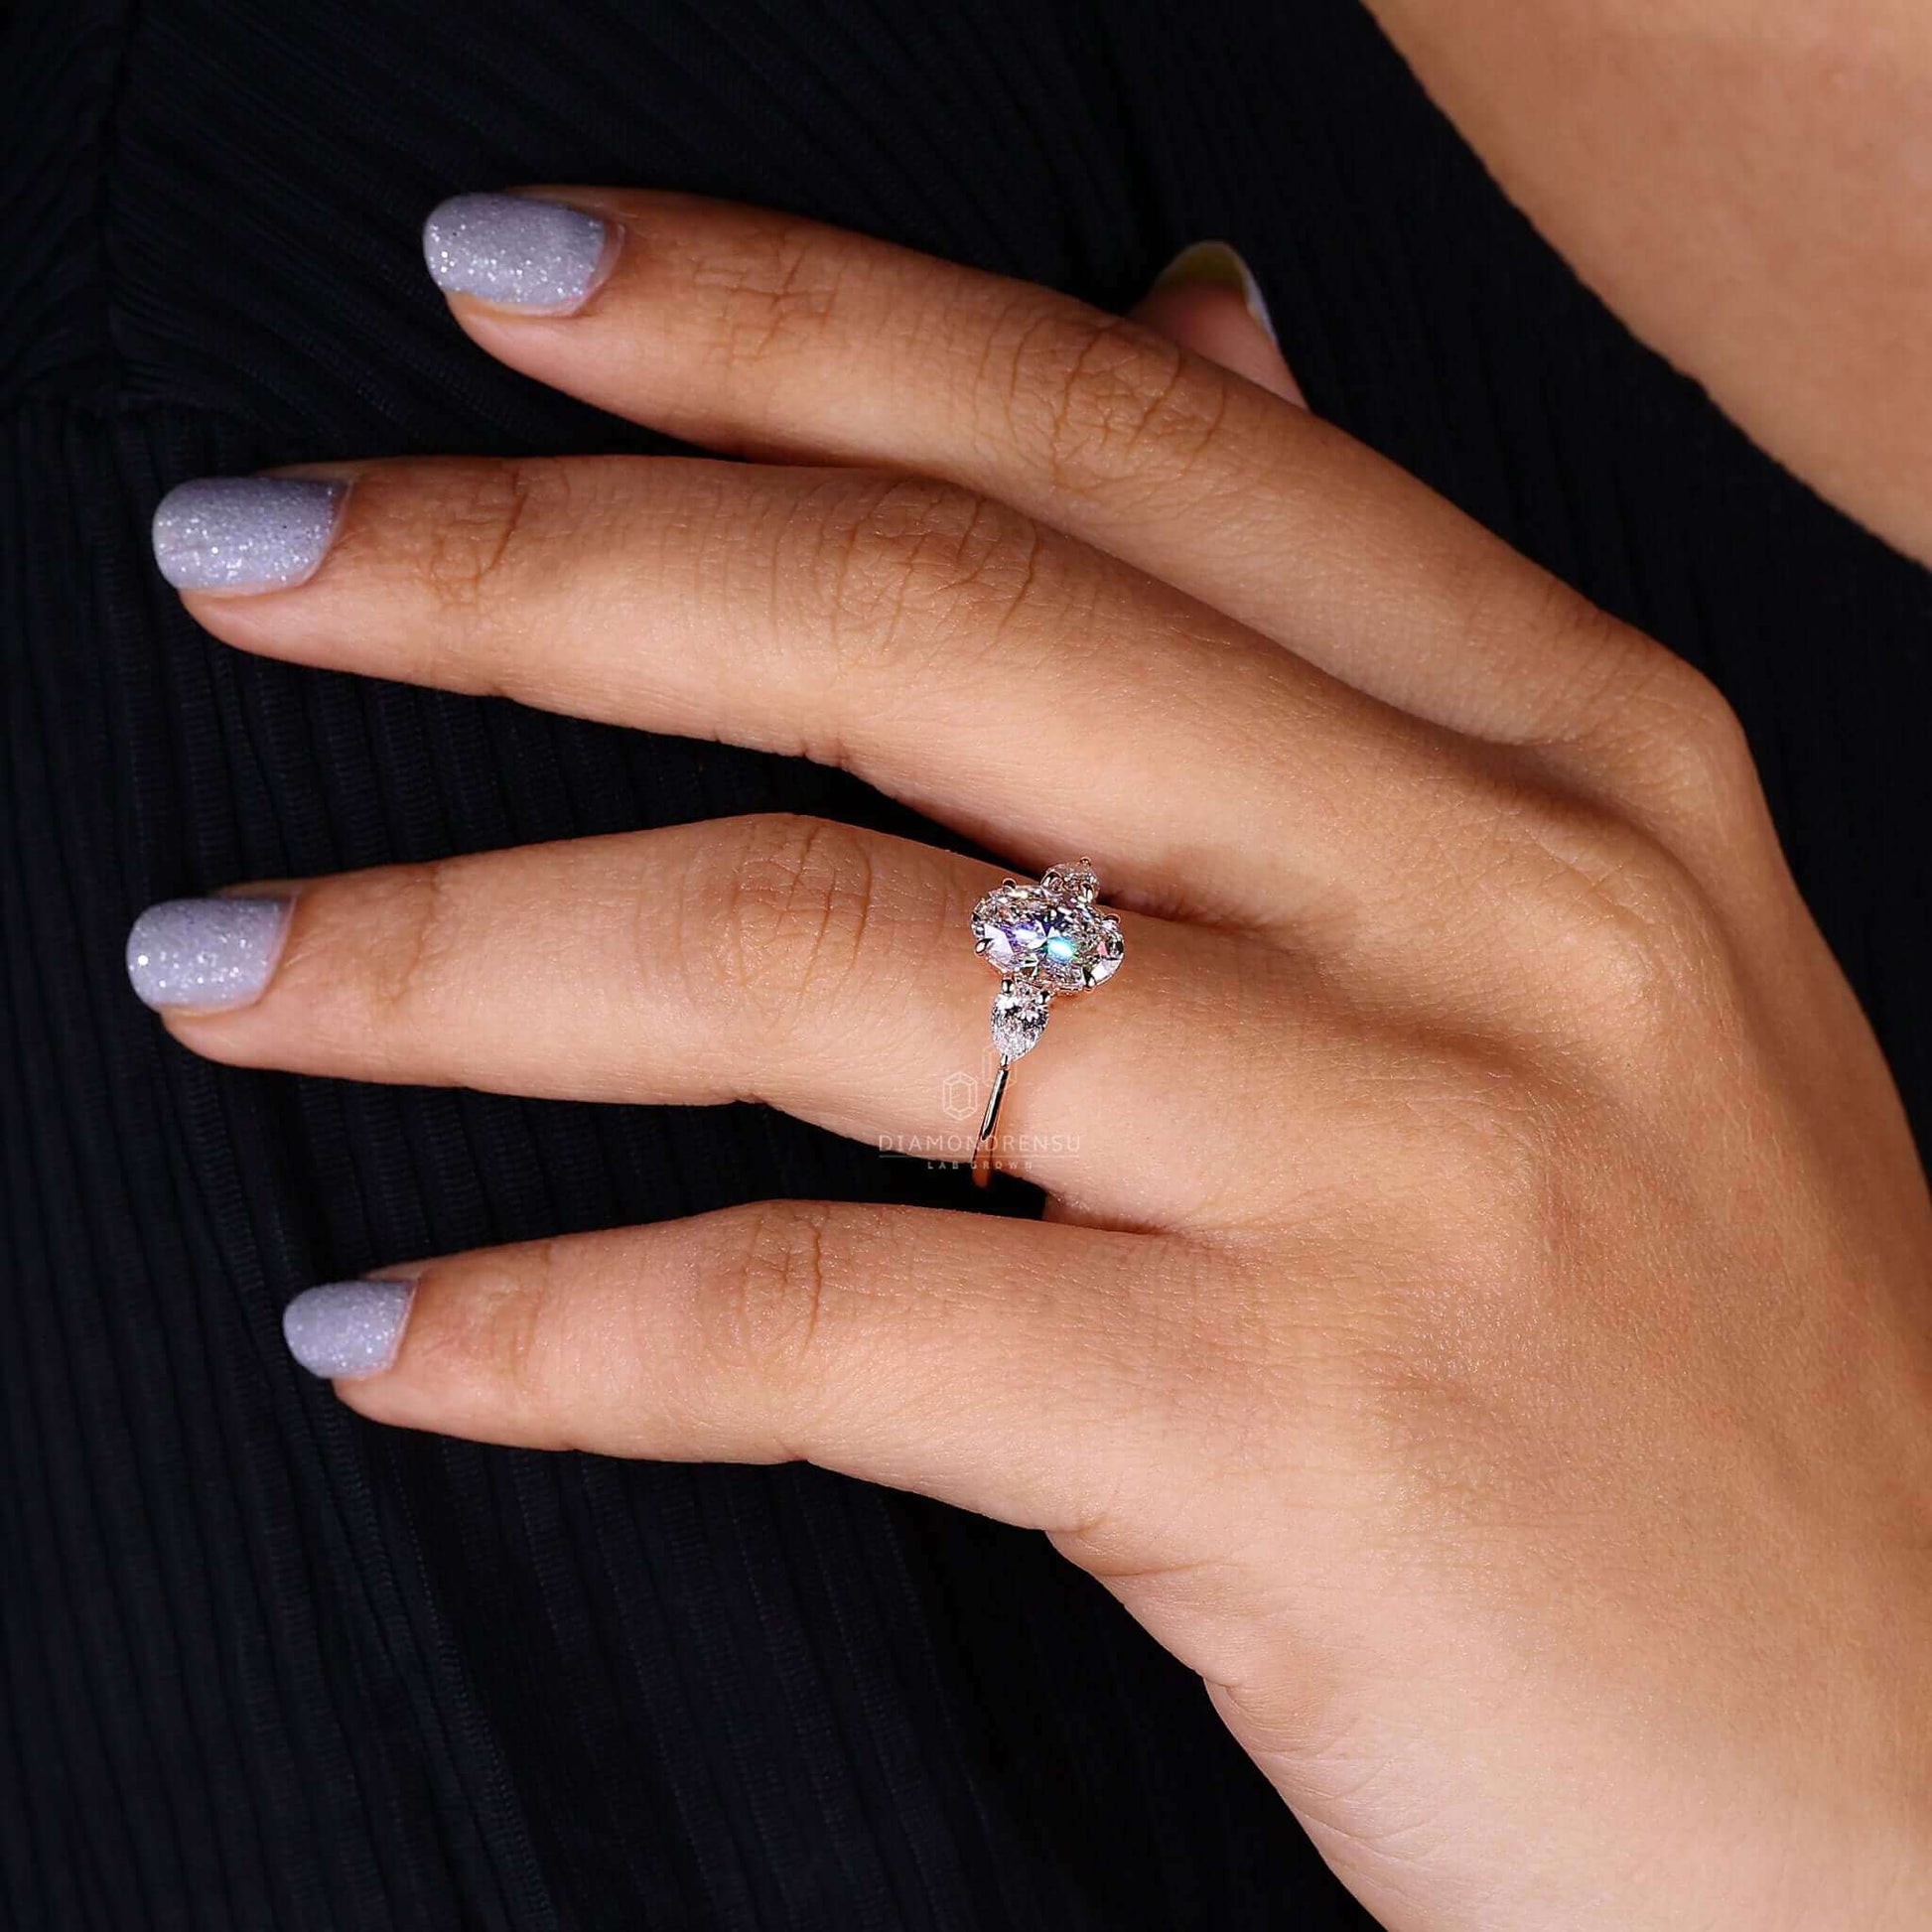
[790,476,1055,680]
[987,302,1229,498]
[411,1242,564,1425]
[1622,664,1762,833]
[1573,652,1766,847]
[1515,796,1744,1048]
[694,1201,845,1392]
[335,860,470,1058]
[696,815,885,1030]
[414,458,573,621]
[705,214,851,378]
[476,1241,564,1406]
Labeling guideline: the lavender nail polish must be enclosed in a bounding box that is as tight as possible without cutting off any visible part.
[152,477,346,593]
[422,193,617,313]
[283,1281,415,1379]
[126,897,293,1012]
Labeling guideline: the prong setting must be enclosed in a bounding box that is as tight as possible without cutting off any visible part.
[967,862,1124,1184]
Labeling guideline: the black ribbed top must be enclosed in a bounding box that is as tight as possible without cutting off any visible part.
[2,2,1926,1927]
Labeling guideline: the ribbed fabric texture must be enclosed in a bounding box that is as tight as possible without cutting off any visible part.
[1,1,1926,1928]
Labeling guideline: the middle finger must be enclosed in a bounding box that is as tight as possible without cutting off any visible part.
[159,454,1494,941]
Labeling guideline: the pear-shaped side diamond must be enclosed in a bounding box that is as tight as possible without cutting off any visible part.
[1040,861,1098,904]
[990,979,1051,1061]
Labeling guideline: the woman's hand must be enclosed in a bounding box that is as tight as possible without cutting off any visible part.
[131,192,1932,1929]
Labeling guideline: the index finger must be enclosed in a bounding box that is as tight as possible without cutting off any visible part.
[422,187,1670,746]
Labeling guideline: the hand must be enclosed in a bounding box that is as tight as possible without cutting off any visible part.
[132,192,1932,1928]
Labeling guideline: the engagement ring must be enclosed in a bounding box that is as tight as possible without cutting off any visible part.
[969,861,1125,1185]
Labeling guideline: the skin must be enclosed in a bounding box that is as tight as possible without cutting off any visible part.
[1360,0,1932,567]
[151,193,1932,1927]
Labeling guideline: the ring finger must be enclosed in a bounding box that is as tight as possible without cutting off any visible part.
[130,814,1302,1226]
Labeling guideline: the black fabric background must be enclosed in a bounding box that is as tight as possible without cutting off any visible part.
[2,1,1926,1927]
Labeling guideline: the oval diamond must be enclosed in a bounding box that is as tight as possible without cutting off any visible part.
[973,887,1049,971]
[1038,906,1094,989]
[973,865,1123,996]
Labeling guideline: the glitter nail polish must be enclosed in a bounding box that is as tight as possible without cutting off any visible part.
[151,477,346,593]
[283,1281,416,1380]
[125,897,293,1012]
[422,193,618,313]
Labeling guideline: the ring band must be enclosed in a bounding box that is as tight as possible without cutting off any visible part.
[968,861,1125,1185]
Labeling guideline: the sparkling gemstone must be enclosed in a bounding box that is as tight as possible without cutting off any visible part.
[973,889,1048,970]
[1040,862,1098,904]
[991,979,1052,1061]
[973,866,1124,1003]
[1087,917,1125,986]
[978,918,1028,969]
[1038,907,1093,988]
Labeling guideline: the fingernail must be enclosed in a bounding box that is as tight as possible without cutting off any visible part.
[126,896,293,1012]
[152,477,346,593]
[422,193,619,314]
[1153,240,1279,348]
[283,1280,415,1380]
